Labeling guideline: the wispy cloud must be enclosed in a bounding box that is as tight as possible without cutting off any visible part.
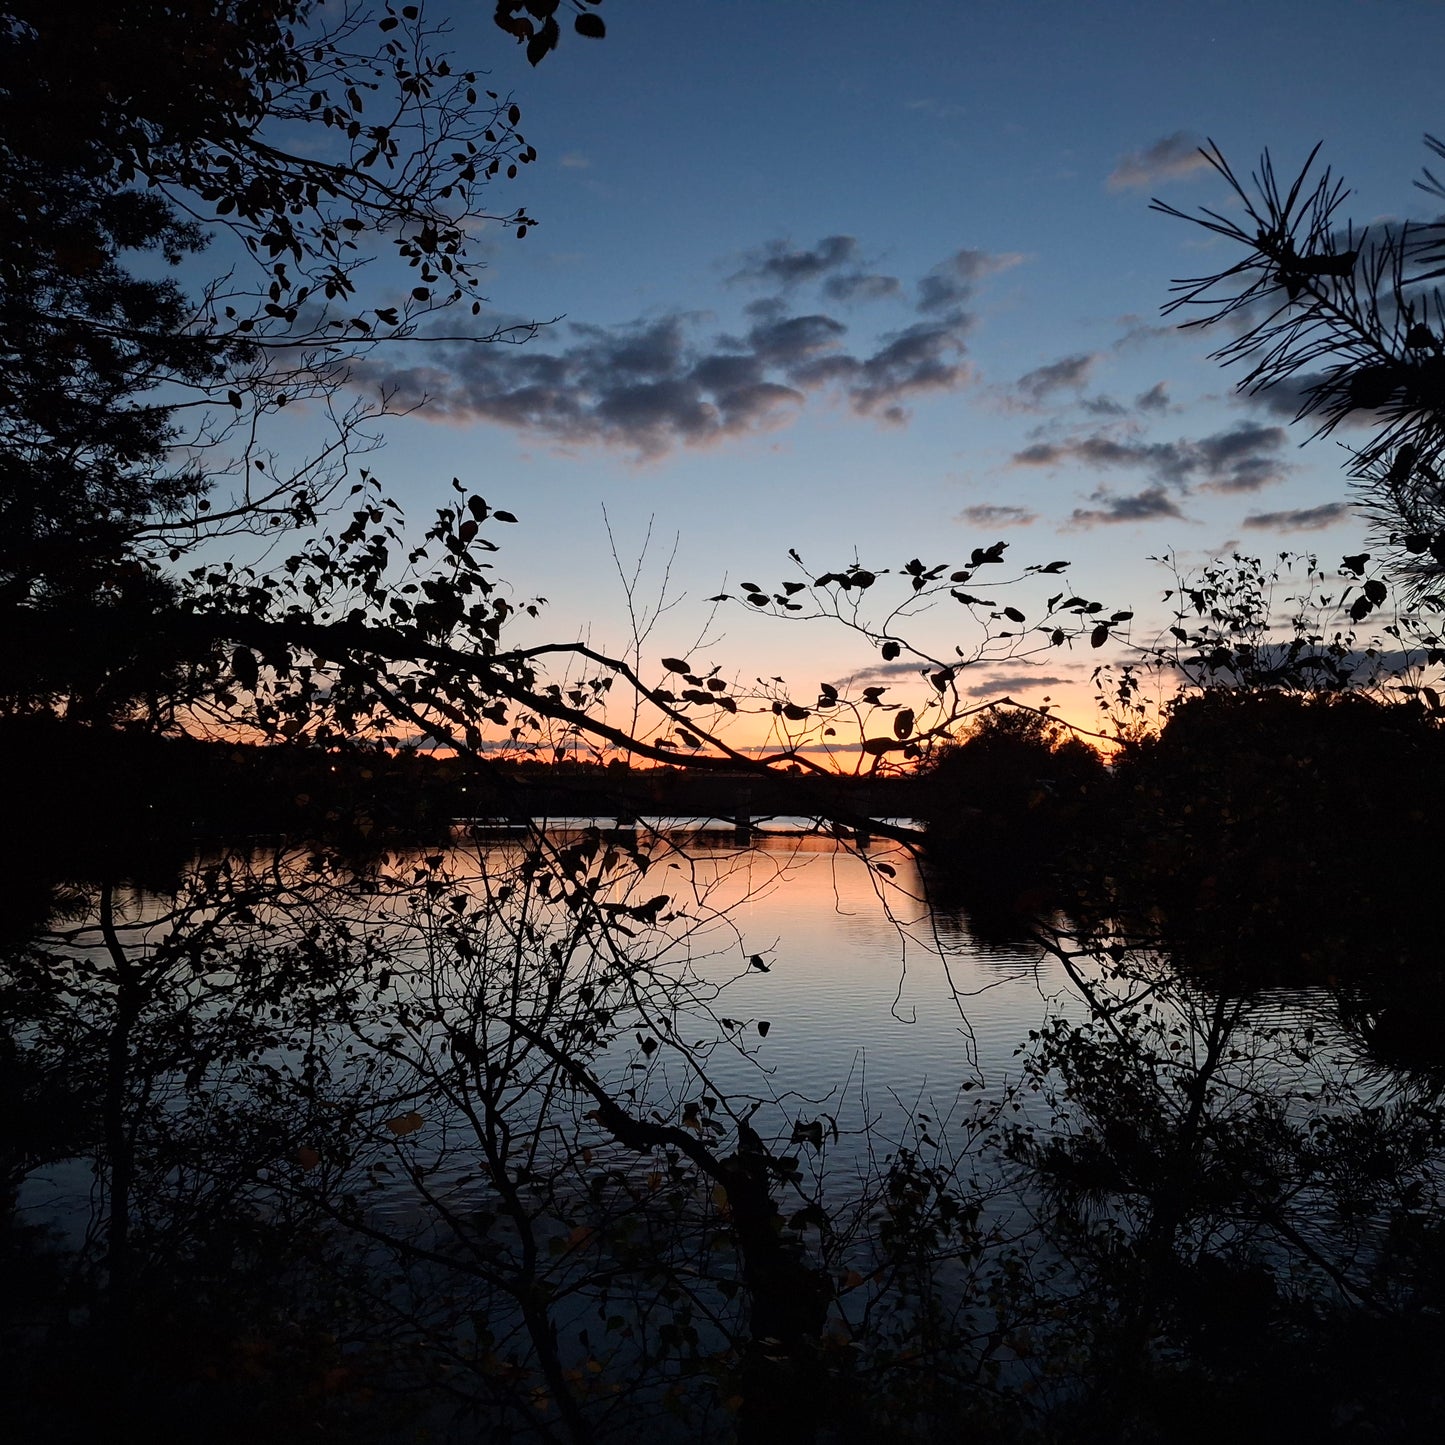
[1136,381,1171,412]
[1016,352,1099,402]
[730,235,860,289]
[904,97,967,121]
[916,248,1023,315]
[963,672,1071,698]
[1108,131,1211,191]
[1242,501,1355,532]
[824,271,903,303]
[1067,486,1187,528]
[957,503,1037,528]
[1014,422,1290,493]
[355,240,1016,456]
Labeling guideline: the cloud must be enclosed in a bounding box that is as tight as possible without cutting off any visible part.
[904,97,967,121]
[1013,422,1290,492]
[1016,352,1099,401]
[731,235,859,289]
[1242,501,1355,532]
[1107,131,1211,191]
[916,248,1022,315]
[963,672,1071,698]
[1191,423,1292,491]
[823,271,902,303]
[1136,381,1171,412]
[558,151,590,169]
[830,660,935,689]
[360,276,983,457]
[957,503,1037,528]
[350,238,1025,457]
[1067,486,1186,528]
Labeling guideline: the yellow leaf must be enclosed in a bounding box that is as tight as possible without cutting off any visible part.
[296,1146,320,1170]
[385,1110,424,1137]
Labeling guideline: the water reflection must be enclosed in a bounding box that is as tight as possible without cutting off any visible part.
[6,827,1443,1442]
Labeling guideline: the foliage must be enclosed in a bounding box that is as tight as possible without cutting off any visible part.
[990,933,1445,1442]
[1107,686,1445,982]
[1,0,540,716]
[915,706,1108,932]
[1155,136,1445,596]
[493,0,607,65]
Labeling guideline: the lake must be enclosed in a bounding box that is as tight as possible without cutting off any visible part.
[10,822,1438,1443]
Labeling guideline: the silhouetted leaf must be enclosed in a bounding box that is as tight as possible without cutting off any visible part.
[232,646,259,691]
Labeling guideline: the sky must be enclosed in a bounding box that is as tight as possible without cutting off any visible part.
[300,0,1445,744]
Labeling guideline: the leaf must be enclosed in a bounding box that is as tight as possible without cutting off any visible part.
[757,1021,771,1037]
[526,16,559,64]
[893,707,914,740]
[661,657,691,673]
[1090,624,1110,648]
[385,1111,424,1137]
[881,640,901,661]
[748,954,771,972]
[231,646,259,692]
[1003,606,1026,623]
[574,13,605,38]
[493,510,518,523]
[295,1146,321,1170]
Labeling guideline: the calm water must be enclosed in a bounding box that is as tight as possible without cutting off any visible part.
[20,824,1367,1239]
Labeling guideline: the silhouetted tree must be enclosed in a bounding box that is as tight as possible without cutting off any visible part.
[1155,136,1445,596]
[1,0,541,716]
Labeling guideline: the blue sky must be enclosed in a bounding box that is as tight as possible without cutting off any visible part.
[332,1,1445,732]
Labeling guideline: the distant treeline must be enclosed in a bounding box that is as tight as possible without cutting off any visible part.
[921,694,1445,986]
[9,694,1445,985]
[0,714,923,850]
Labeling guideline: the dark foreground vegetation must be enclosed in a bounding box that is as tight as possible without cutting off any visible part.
[5,686,1445,1444]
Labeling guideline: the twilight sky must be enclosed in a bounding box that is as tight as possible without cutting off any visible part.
[317,0,1445,737]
